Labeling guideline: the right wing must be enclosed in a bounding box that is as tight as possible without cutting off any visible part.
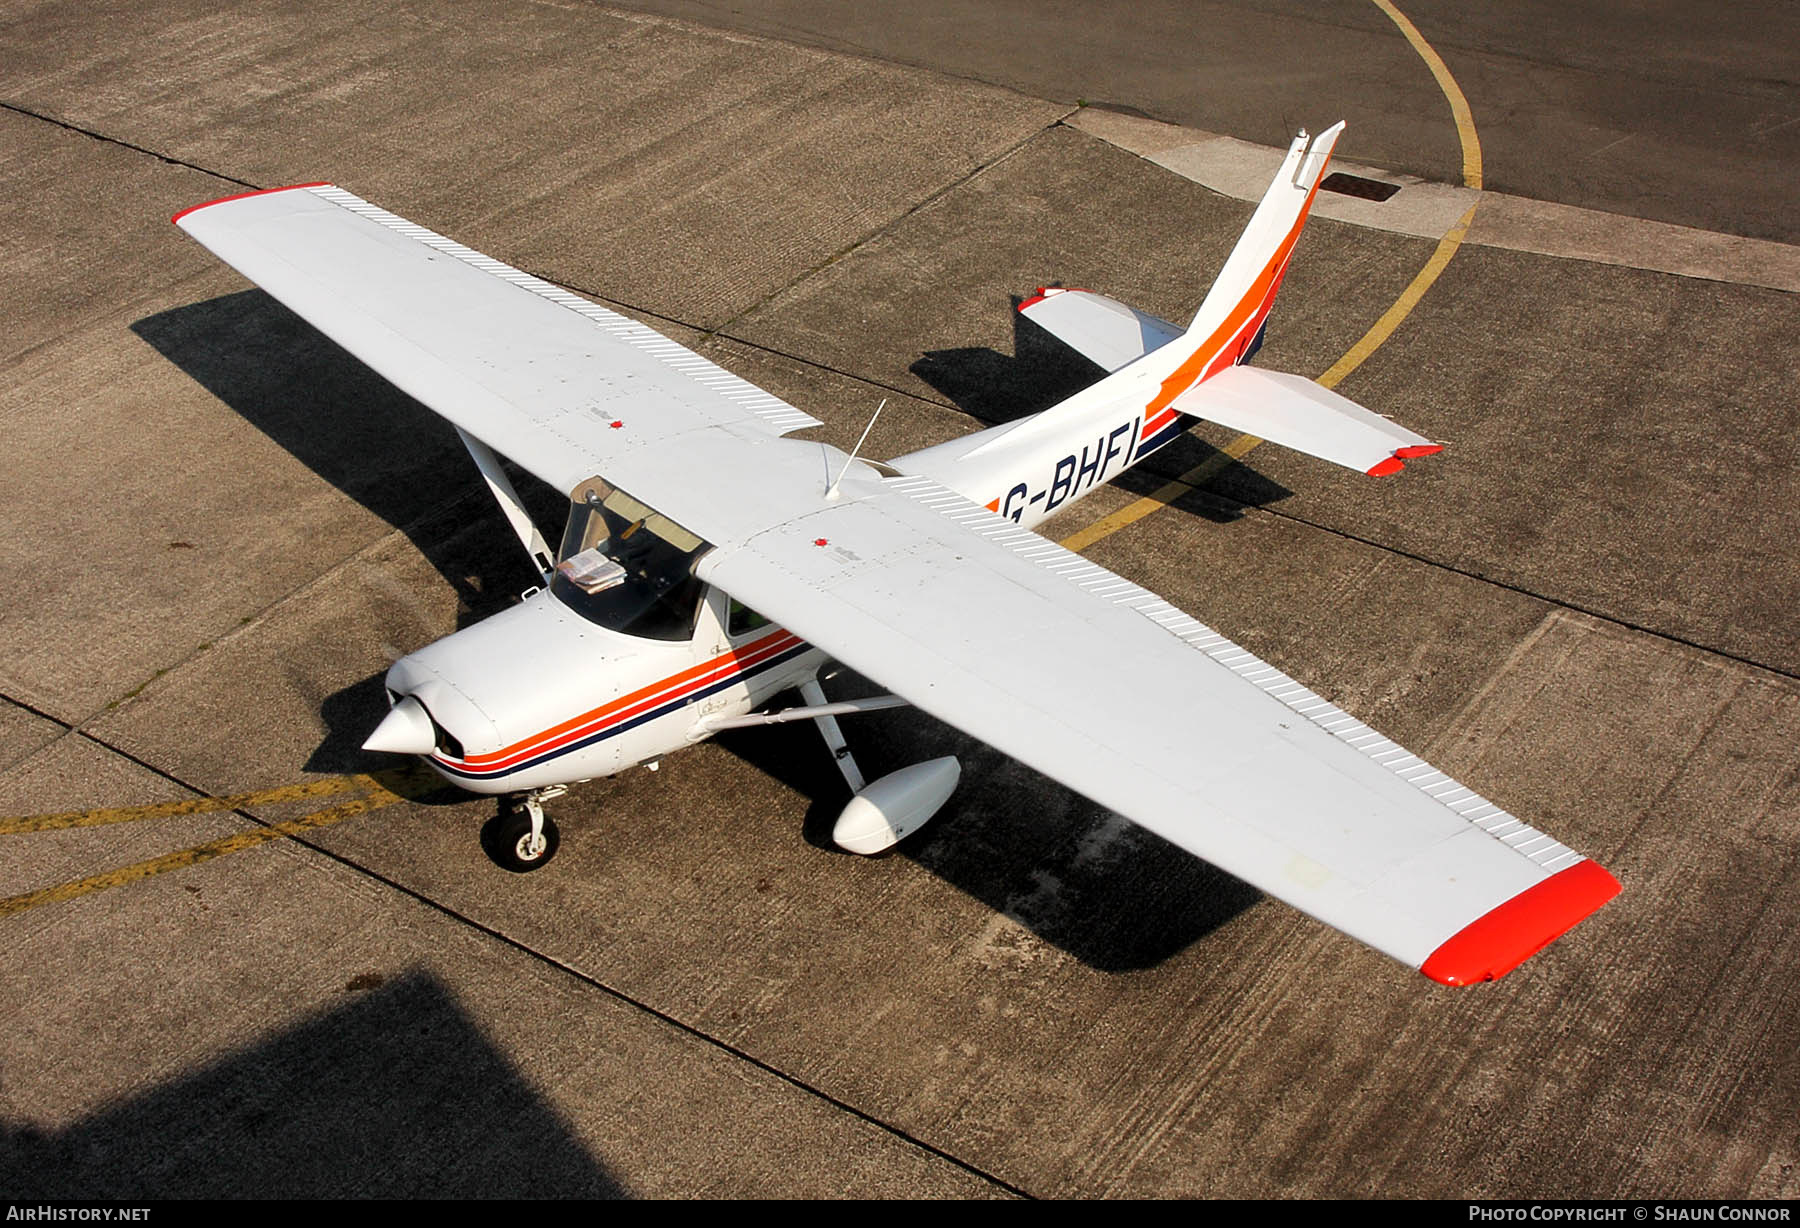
[692,460,1620,986]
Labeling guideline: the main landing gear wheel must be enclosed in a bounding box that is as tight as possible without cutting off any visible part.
[489,798,562,873]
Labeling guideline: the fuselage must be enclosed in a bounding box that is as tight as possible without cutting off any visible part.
[887,387,1192,532]
[382,343,1200,796]
[390,585,822,794]
[364,108,1316,798]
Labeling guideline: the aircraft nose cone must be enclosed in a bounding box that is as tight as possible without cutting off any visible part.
[362,695,438,755]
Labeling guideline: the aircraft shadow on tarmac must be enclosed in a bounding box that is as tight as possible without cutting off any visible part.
[132,291,561,625]
[0,971,624,1198]
[715,680,1263,974]
[908,296,1293,525]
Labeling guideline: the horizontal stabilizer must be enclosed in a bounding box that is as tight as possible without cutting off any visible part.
[1018,287,1182,373]
[967,126,1346,466]
[1174,365,1441,475]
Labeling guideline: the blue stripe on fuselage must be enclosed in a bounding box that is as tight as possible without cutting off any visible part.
[430,641,815,781]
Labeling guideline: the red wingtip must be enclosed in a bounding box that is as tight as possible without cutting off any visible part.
[1018,286,1091,312]
[1420,860,1622,986]
[172,182,330,226]
[1367,444,1443,476]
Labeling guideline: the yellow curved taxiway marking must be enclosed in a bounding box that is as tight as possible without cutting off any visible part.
[1057,0,1484,556]
[0,770,418,919]
[1370,0,1482,191]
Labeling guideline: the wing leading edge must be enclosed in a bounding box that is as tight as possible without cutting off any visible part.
[174,182,822,497]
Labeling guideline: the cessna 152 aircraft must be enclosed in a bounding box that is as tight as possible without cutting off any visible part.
[174,123,1620,985]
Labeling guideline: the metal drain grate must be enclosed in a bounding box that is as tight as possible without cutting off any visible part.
[1321,172,1401,202]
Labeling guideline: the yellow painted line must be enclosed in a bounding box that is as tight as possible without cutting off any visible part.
[1057,0,1483,555]
[1058,433,1262,553]
[0,770,425,919]
[1369,0,1483,191]
[1316,199,1480,389]
[0,776,360,834]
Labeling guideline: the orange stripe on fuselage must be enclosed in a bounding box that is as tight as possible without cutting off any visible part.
[1140,406,1179,439]
[456,628,801,769]
[1142,155,1333,418]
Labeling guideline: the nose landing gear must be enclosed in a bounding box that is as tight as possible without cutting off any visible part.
[488,785,566,872]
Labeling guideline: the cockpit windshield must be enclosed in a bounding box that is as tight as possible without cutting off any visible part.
[549,479,711,640]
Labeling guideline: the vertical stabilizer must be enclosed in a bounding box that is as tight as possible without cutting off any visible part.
[1147,122,1345,410]
[895,124,1348,511]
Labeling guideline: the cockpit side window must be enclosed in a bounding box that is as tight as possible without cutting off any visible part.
[549,481,712,641]
[727,598,771,638]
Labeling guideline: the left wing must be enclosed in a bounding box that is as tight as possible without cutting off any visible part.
[174,183,821,497]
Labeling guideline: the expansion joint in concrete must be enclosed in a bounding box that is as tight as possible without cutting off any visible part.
[0,99,256,190]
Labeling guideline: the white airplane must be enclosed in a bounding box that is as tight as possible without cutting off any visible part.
[174,124,1620,986]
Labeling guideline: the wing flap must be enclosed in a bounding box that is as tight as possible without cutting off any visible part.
[175,184,821,495]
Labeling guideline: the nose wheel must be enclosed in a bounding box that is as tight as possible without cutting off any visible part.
[489,787,565,872]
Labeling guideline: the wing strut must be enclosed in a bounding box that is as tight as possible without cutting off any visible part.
[454,426,555,580]
[798,677,867,792]
[695,691,908,733]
